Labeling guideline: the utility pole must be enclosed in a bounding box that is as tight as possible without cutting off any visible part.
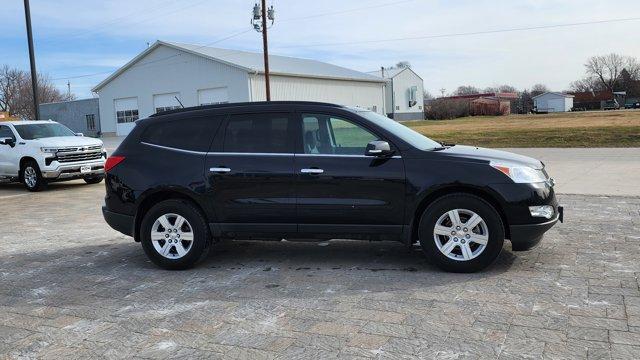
[252,1,275,101]
[23,0,40,119]
[67,81,71,100]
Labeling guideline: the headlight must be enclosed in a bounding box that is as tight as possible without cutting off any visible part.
[490,161,547,183]
[529,205,554,219]
[41,147,58,154]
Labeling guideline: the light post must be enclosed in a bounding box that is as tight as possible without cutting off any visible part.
[23,0,40,119]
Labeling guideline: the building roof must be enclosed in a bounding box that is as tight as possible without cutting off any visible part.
[532,92,574,99]
[93,40,383,92]
[569,91,613,102]
[440,92,519,100]
[367,67,423,81]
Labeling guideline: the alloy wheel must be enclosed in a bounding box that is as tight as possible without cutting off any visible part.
[24,167,37,188]
[150,213,194,259]
[433,209,489,261]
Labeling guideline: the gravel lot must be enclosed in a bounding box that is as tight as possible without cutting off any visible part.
[1,182,640,359]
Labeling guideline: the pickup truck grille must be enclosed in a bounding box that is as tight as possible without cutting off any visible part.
[56,146,104,163]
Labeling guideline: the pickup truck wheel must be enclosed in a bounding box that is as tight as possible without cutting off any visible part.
[84,175,104,184]
[418,193,504,273]
[140,199,210,270]
[21,160,47,192]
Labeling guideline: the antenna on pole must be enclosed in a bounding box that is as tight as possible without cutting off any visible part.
[251,1,275,101]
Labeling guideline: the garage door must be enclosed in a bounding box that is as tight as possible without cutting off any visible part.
[153,92,182,113]
[548,98,565,113]
[198,87,228,105]
[114,97,139,136]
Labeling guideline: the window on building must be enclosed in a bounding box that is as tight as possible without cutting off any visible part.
[116,109,139,123]
[141,116,223,152]
[396,106,400,110]
[85,114,96,131]
[301,114,378,155]
[223,114,292,153]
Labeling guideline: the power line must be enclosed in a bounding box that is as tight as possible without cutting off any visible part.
[275,16,640,48]
[279,0,417,22]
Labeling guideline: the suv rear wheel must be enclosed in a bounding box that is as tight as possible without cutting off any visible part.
[21,160,47,192]
[418,193,504,273]
[140,199,210,270]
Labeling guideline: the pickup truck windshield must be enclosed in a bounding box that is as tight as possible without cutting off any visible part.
[13,123,76,140]
[355,110,442,150]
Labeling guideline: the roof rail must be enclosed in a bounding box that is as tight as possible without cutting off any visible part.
[149,101,343,117]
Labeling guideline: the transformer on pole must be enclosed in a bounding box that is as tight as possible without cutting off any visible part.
[251,1,275,101]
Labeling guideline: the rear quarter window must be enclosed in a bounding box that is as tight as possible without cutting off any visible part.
[141,116,223,152]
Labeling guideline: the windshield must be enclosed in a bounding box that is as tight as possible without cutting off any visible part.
[355,110,442,150]
[13,123,76,140]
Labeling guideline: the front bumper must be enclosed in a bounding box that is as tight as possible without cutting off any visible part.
[102,206,134,237]
[42,160,105,180]
[510,205,563,251]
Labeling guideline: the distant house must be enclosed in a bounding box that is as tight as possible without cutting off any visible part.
[39,98,101,137]
[532,92,574,113]
[368,67,424,121]
[438,92,518,116]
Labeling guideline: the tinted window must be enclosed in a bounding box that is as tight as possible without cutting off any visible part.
[301,114,378,155]
[223,113,292,153]
[141,116,222,152]
[0,125,15,140]
[14,123,75,139]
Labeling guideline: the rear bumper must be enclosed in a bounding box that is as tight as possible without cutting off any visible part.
[102,206,134,237]
[509,206,563,251]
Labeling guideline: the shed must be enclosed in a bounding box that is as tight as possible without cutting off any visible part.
[532,92,574,113]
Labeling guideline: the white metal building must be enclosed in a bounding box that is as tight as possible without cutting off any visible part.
[532,92,574,113]
[368,67,424,121]
[92,41,386,136]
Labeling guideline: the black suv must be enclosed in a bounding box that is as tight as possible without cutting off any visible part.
[103,102,562,272]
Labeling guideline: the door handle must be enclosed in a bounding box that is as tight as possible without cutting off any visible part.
[210,167,231,173]
[301,168,324,174]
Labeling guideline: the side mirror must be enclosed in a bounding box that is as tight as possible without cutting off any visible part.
[0,137,15,147]
[365,140,393,157]
[75,132,84,137]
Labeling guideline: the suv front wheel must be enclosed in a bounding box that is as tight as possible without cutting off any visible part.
[140,199,210,270]
[418,193,504,273]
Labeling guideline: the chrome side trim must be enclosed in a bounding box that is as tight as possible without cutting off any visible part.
[141,142,207,155]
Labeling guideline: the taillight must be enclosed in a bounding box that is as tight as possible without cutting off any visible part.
[105,156,125,172]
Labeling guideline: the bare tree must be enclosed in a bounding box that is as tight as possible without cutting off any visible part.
[584,54,639,92]
[395,61,411,69]
[0,65,71,119]
[485,84,517,93]
[423,90,434,100]
[570,76,605,93]
[454,85,481,95]
[530,84,549,97]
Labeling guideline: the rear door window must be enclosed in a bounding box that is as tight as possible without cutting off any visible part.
[141,116,223,152]
[223,113,293,153]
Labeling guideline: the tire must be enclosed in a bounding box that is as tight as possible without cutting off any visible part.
[83,175,104,184]
[418,193,504,273]
[140,199,210,270]
[21,160,47,192]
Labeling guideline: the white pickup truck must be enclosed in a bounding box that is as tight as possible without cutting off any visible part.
[0,120,106,191]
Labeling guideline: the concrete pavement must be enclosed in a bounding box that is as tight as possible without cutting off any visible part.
[503,148,640,197]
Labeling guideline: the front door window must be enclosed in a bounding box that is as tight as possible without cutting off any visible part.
[301,114,377,155]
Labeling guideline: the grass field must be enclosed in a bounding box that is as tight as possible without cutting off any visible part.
[404,110,640,147]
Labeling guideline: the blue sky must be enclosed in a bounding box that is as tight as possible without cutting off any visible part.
[2,0,639,98]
